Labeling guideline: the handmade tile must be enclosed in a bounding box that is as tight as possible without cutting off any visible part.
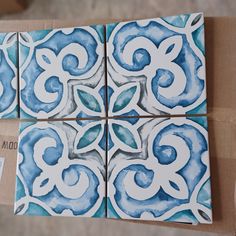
[19,25,106,119]
[107,116,212,224]
[106,13,206,117]
[0,32,18,118]
[15,119,106,217]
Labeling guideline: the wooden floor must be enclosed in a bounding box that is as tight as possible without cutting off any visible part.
[0,0,235,236]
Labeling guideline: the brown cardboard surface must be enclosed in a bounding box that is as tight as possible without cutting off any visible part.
[0,0,28,14]
[0,120,19,205]
[0,17,235,234]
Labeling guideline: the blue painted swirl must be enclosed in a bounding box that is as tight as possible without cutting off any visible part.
[21,28,100,117]
[18,123,101,216]
[111,21,173,71]
[0,51,16,113]
[112,122,208,218]
[0,33,17,118]
[109,20,205,111]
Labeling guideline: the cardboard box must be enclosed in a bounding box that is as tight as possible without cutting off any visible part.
[0,17,235,234]
[0,0,28,14]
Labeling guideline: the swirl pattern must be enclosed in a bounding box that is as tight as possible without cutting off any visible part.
[19,26,105,119]
[0,32,18,118]
[108,117,212,223]
[13,13,211,223]
[107,13,206,117]
[15,121,106,217]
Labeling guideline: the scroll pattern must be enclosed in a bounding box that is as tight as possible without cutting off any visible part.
[15,121,106,217]
[107,13,206,116]
[0,32,18,118]
[19,26,105,119]
[107,117,212,224]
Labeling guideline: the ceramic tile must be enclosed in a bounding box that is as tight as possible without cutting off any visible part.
[107,116,212,224]
[0,32,18,118]
[106,13,206,117]
[15,119,106,217]
[19,25,106,119]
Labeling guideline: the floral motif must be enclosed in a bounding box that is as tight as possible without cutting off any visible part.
[108,117,212,224]
[15,120,106,217]
[107,13,206,117]
[68,80,144,156]
[19,26,105,119]
[0,32,18,118]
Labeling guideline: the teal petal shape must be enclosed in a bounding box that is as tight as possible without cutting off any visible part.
[77,89,101,112]
[166,209,198,224]
[162,14,190,28]
[2,106,18,119]
[15,176,26,201]
[186,100,207,116]
[0,33,5,44]
[187,113,208,131]
[77,124,102,149]
[112,86,137,113]
[29,29,52,42]
[7,41,17,67]
[19,43,30,67]
[192,25,205,55]
[107,197,120,218]
[91,25,104,43]
[93,197,106,218]
[112,123,138,149]
[197,178,211,209]
[26,202,51,216]
[106,23,119,42]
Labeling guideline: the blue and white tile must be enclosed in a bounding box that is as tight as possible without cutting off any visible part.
[15,119,106,217]
[107,116,212,224]
[0,32,18,118]
[19,25,105,119]
[106,13,206,117]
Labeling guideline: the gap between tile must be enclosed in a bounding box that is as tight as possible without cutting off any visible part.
[18,113,209,123]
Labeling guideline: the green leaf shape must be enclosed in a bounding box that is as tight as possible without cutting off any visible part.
[112,123,138,149]
[77,89,101,112]
[77,124,102,149]
[112,85,137,113]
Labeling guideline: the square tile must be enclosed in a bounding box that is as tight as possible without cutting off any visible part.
[14,14,212,222]
[14,119,106,217]
[107,116,212,224]
[106,13,206,117]
[19,25,106,119]
[0,32,18,118]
